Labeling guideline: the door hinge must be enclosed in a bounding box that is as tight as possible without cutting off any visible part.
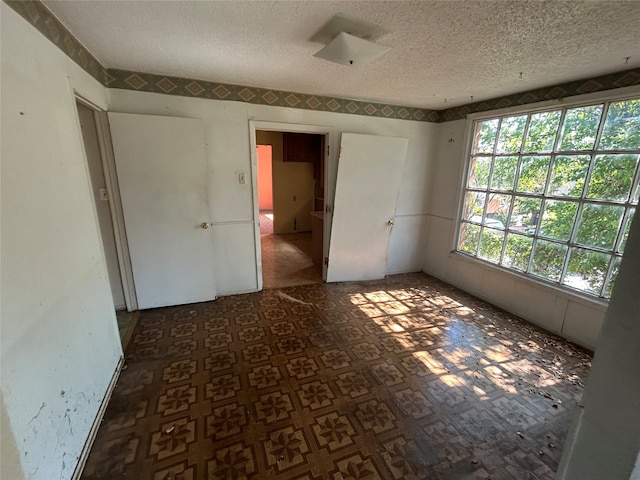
[325,204,333,214]
[327,145,330,157]
[324,257,329,266]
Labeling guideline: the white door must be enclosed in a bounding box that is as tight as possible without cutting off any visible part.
[108,112,216,309]
[326,133,409,283]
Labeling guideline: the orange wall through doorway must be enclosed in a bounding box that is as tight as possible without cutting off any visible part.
[257,145,273,210]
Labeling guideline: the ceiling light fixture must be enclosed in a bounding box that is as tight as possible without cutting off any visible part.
[314,32,391,67]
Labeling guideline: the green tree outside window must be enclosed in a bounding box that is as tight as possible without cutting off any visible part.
[460,97,639,298]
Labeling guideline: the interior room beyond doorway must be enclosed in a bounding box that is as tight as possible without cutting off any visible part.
[256,131,324,289]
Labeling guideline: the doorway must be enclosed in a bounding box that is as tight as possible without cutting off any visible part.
[76,101,137,346]
[255,130,324,289]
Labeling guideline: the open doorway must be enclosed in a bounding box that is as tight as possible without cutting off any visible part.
[76,100,137,347]
[256,130,324,288]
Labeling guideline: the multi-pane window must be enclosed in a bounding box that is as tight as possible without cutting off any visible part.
[458,98,640,299]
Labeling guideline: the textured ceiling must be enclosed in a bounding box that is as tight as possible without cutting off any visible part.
[43,0,640,109]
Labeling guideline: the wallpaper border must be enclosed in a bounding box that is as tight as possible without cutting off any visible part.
[5,0,109,85]
[439,69,640,122]
[105,69,439,122]
[5,0,640,123]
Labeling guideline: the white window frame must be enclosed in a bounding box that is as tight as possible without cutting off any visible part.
[454,88,640,300]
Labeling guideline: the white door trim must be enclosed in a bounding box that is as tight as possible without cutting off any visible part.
[248,121,334,290]
[72,93,138,311]
[95,109,138,311]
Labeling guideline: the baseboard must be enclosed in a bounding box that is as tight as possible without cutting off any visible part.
[71,355,124,480]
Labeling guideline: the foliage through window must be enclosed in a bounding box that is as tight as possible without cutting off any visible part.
[458,98,640,299]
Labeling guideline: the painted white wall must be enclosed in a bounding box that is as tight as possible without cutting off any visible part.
[108,89,435,295]
[557,210,640,479]
[1,5,122,479]
[422,119,609,350]
[1,393,25,480]
[6,2,638,478]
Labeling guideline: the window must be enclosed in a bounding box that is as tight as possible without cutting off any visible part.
[457,98,640,299]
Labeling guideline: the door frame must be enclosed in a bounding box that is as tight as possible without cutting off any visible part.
[248,121,333,291]
[73,95,138,311]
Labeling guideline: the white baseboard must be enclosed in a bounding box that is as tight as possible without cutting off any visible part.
[71,355,124,480]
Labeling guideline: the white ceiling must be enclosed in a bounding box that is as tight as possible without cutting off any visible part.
[43,0,640,109]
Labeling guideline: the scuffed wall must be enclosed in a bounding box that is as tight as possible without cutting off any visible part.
[1,5,122,479]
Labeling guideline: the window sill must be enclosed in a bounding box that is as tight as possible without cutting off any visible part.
[447,250,609,311]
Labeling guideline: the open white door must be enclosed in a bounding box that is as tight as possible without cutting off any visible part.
[108,112,216,309]
[326,133,408,283]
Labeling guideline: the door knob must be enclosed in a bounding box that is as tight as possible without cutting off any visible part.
[387,220,394,227]
[201,222,210,229]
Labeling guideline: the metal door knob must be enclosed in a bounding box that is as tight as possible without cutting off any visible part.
[201,222,210,229]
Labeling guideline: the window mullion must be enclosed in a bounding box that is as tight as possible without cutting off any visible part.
[495,115,530,265]
[558,239,573,287]
[499,194,515,264]
[520,114,533,153]
[560,102,608,288]
[551,109,567,153]
[627,154,640,206]
[484,118,503,227]
[600,254,619,298]
[544,154,557,197]
[492,118,502,155]
[578,102,608,200]
[525,237,537,275]
[592,101,610,151]
[457,97,639,300]
[538,105,569,284]
[562,174,593,285]
[615,207,635,253]
[522,115,544,273]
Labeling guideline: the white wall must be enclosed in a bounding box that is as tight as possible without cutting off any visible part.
[108,89,435,294]
[1,5,122,479]
[422,119,610,350]
[1,393,24,480]
[557,209,640,479]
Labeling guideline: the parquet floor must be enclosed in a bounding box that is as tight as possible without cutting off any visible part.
[81,273,591,480]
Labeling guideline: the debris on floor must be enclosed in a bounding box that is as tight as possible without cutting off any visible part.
[80,273,592,480]
[275,290,312,305]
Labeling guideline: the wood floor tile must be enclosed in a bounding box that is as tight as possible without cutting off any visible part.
[81,273,591,479]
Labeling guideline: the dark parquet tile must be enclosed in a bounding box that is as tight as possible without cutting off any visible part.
[81,273,592,480]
